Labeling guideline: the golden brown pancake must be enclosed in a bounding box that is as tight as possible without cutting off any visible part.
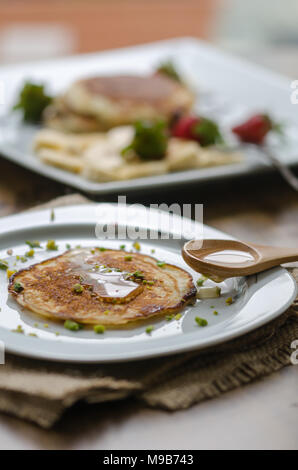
[81,75,185,103]
[44,74,194,132]
[43,97,102,133]
[9,248,196,326]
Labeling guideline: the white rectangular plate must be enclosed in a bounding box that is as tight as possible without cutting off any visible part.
[0,38,297,194]
[0,203,296,363]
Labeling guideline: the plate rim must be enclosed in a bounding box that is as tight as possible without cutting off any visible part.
[0,203,296,363]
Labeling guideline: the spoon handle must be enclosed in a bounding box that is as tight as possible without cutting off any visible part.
[252,243,298,265]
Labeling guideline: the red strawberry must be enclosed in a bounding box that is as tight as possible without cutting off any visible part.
[171,115,223,147]
[232,114,274,145]
[171,115,198,140]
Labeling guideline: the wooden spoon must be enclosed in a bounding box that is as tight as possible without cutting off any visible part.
[182,239,298,281]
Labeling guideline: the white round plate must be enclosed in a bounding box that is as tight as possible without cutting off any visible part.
[0,204,296,363]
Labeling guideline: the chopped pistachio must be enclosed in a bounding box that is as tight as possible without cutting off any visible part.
[124,255,132,261]
[12,324,24,334]
[213,310,219,316]
[64,319,83,331]
[131,270,144,280]
[16,255,20,261]
[55,332,60,336]
[112,299,117,304]
[28,333,37,337]
[147,280,154,285]
[197,286,221,299]
[43,323,49,328]
[25,240,40,248]
[34,323,39,327]
[66,243,71,250]
[120,244,126,250]
[90,249,95,254]
[210,305,215,309]
[46,239,58,251]
[98,247,106,252]
[0,260,8,270]
[7,269,16,279]
[75,245,81,249]
[174,313,182,321]
[166,314,174,321]
[72,283,83,294]
[133,241,141,251]
[195,317,208,327]
[197,275,207,287]
[50,209,55,221]
[20,256,27,263]
[157,261,165,268]
[151,249,155,254]
[94,324,105,334]
[145,325,154,334]
[25,249,34,257]
[226,297,233,305]
[103,310,110,315]
[13,282,23,293]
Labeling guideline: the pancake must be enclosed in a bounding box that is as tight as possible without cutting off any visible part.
[44,74,194,132]
[43,97,102,133]
[8,248,196,326]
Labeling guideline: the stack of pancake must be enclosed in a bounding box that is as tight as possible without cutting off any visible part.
[34,72,241,181]
[44,74,194,133]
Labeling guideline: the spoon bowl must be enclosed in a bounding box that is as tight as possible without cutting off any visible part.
[182,239,298,281]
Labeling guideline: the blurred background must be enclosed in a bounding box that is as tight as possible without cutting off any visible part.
[0,0,297,76]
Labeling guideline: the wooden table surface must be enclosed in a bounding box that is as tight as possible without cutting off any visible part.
[0,154,297,450]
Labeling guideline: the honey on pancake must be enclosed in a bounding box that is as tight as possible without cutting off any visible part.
[66,250,142,303]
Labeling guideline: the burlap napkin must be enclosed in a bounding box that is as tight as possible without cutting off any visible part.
[0,194,297,428]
